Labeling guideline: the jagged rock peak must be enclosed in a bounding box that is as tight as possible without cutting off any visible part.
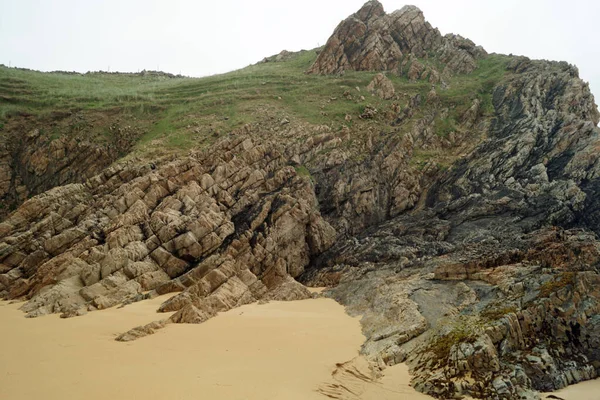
[308,1,485,76]
[353,0,385,22]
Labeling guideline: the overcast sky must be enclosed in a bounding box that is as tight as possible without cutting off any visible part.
[1,0,599,102]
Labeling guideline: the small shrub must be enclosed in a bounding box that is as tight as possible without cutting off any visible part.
[539,272,576,298]
[481,305,518,321]
[294,165,311,178]
[427,316,483,363]
[434,116,457,137]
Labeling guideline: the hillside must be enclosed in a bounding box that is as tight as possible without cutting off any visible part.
[2,1,600,399]
[0,44,509,217]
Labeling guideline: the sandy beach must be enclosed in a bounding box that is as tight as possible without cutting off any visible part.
[541,378,600,400]
[0,295,432,400]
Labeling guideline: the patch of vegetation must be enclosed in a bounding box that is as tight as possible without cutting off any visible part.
[427,316,483,362]
[0,68,180,115]
[538,272,576,298]
[481,305,518,321]
[437,54,511,117]
[411,149,458,170]
[136,108,177,147]
[0,49,512,158]
[294,165,314,182]
[0,49,429,154]
[434,115,457,137]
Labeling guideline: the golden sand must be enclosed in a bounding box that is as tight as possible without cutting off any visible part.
[4,294,595,399]
[0,295,432,400]
[542,378,600,400]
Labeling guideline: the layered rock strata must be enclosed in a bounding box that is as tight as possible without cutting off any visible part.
[2,1,600,399]
[0,137,335,323]
[308,1,485,78]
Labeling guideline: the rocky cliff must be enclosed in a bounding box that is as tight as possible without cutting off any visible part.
[303,3,600,399]
[0,102,152,220]
[2,1,600,399]
[308,1,485,79]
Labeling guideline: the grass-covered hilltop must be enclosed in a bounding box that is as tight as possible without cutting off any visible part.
[0,49,510,219]
[2,1,600,399]
[0,48,508,149]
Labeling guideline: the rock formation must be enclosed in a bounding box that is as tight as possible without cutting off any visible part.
[2,1,600,399]
[0,110,145,219]
[0,136,335,321]
[301,3,600,397]
[308,1,485,79]
[366,73,395,99]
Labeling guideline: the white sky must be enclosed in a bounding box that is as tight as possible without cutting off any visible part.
[1,0,599,102]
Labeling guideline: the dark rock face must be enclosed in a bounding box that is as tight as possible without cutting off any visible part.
[303,3,600,397]
[422,62,599,246]
[303,215,600,398]
[308,1,485,77]
[2,1,600,399]
[0,111,144,220]
[302,25,600,399]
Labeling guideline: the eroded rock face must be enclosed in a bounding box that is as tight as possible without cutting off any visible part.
[308,1,485,78]
[304,216,600,399]
[302,55,600,398]
[0,137,335,322]
[427,58,600,234]
[0,111,144,220]
[2,2,600,399]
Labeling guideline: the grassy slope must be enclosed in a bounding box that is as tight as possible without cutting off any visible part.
[0,50,510,158]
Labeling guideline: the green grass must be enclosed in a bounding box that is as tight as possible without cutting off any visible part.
[0,68,179,114]
[434,115,457,138]
[0,51,413,148]
[437,54,511,117]
[427,316,483,363]
[137,110,176,146]
[0,50,512,157]
[294,165,312,177]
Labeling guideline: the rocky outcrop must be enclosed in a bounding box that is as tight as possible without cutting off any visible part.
[428,57,600,233]
[0,110,144,220]
[302,54,600,399]
[259,49,302,64]
[308,1,485,78]
[366,73,395,99]
[2,2,600,399]
[0,136,335,324]
[304,215,600,399]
